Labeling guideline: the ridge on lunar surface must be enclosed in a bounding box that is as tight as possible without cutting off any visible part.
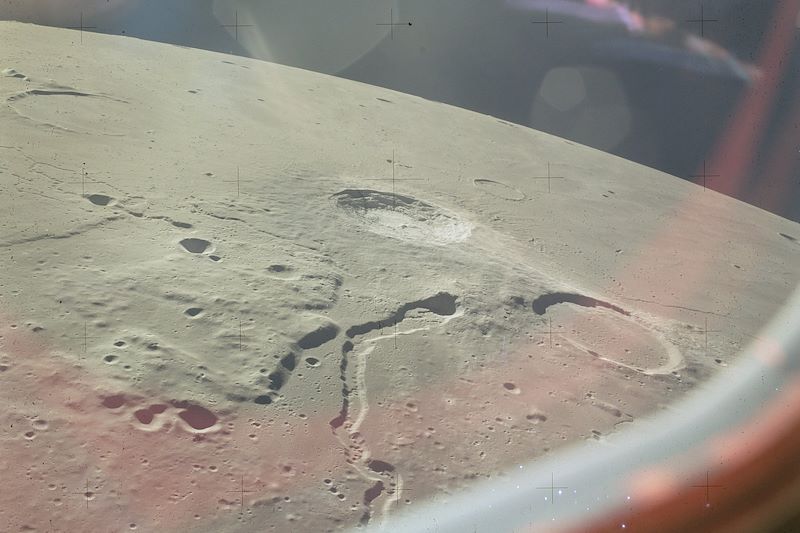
[0,22,798,533]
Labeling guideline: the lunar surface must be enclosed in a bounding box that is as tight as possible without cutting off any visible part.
[0,22,798,533]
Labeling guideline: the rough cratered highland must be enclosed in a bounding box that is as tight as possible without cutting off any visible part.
[0,22,797,533]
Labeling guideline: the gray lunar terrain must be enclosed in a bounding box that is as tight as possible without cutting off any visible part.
[0,21,798,532]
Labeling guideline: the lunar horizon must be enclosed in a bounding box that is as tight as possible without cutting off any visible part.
[0,20,798,533]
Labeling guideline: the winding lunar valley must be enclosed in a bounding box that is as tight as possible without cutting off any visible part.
[1,22,798,533]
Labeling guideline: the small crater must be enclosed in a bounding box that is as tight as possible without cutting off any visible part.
[103,354,118,364]
[254,395,273,405]
[172,221,192,229]
[177,404,218,430]
[86,194,114,206]
[305,357,321,367]
[508,295,526,307]
[113,340,126,347]
[265,264,297,279]
[208,255,222,262]
[526,412,547,423]
[185,307,203,317]
[179,238,212,254]
[502,382,520,394]
[376,98,393,103]
[134,409,154,425]
[102,394,126,409]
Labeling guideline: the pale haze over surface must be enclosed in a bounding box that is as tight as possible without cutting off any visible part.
[0,2,799,532]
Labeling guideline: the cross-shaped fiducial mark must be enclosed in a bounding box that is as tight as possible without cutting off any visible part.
[69,321,102,358]
[235,317,245,351]
[376,8,413,41]
[529,162,565,193]
[68,163,102,197]
[365,149,426,210]
[697,317,720,354]
[689,160,720,191]
[690,470,723,507]
[533,317,556,348]
[223,317,247,351]
[70,478,100,510]
[391,471,415,505]
[530,9,564,38]
[220,10,254,42]
[375,319,400,349]
[222,167,254,198]
[536,472,568,504]
[226,475,257,513]
[685,4,718,37]
[67,12,97,44]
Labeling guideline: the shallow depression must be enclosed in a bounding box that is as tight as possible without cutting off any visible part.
[7,84,128,134]
[473,178,526,200]
[544,303,683,376]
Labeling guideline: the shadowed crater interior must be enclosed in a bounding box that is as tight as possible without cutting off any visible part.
[86,194,113,206]
[330,189,472,245]
[179,238,211,254]
[332,188,432,214]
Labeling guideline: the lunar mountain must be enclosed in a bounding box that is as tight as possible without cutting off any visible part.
[0,22,798,533]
